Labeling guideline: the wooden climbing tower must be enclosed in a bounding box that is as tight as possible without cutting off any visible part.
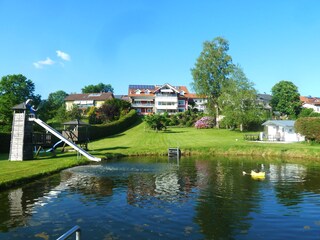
[9,103,33,161]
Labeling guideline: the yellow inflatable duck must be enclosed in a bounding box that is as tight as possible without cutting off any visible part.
[242,170,266,180]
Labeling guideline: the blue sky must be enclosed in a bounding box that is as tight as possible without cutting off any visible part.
[1,0,319,99]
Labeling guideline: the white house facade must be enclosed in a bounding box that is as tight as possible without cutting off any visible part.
[128,83,207,115]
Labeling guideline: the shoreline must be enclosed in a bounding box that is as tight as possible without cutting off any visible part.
[1,148,320,191]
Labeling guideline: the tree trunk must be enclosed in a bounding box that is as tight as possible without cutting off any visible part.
[215,105,220,129]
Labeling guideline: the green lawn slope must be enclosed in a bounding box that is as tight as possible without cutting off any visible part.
[90,121,320,160]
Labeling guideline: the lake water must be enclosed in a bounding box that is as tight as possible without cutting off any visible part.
[1,156,320,239]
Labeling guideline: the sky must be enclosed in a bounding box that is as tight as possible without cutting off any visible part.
[0,0,320,99]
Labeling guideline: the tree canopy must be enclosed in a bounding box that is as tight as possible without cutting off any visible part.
[82,83,114,93]
[43,90,69,120]
[218,65,264,131]
[270,80,301,119]
[0,74,40,131]
[191,37,234,127]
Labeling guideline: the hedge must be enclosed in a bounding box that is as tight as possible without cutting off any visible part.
[0,110,139,153]
[295,117,320,142]
[0,132,11,153]
[89,109,140,140]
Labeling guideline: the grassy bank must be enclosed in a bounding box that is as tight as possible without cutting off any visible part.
[0,153,89,190]
[90,122,320,160]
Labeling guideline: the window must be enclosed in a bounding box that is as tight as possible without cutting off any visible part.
[147,109,152,113]
[178,100,185,105]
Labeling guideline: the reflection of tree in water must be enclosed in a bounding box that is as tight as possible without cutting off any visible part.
[61,171,114,201]
[126,161,199,207]
[270,164,306,206]
[194,159,261,239]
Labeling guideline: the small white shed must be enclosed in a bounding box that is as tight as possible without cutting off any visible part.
[262,120,305,142]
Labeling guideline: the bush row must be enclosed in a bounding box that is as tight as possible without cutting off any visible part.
[89,109,140,140]
[0,132,11,153]
[295,117,320,142]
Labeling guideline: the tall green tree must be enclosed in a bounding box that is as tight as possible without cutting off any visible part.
[0,74,41,131]
[44,90,68,120]
[82,83,114,93]
[191,37,234,128]
[270,80,301,119]
[218,65,264,131]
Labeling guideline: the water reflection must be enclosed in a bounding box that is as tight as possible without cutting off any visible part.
[1,157,320,239]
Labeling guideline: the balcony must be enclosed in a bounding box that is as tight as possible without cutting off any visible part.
[131,103,154,108]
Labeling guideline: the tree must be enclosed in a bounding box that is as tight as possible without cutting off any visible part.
[44,90,68,120]
[97,98,131,123]
[218,65,264,131]
[0,74,41,130]
[270,81,301,119]
[66,104,81,121]
[191,37,234,128]
[82,83,114,93]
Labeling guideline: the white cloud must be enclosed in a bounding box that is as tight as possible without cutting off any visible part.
[33,57,55,69]
[56,50,71,61]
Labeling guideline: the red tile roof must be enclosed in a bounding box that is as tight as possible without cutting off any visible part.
[300,96,320,105]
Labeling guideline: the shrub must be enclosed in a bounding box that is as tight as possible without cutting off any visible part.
[295,117,320,142]
[143,114,167,131]
[194,116,215,129]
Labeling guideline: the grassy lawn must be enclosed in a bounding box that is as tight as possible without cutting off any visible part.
[0,152,89,189]
[90,122,320,159]
[1,121,320,189]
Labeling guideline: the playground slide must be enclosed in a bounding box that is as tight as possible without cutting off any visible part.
[32,118,101,162]
[46,140,63,152]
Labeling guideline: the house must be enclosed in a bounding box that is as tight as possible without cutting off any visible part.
[128,83,207,115]
[300,96,320,113]
[64,92,114,111]
[262,120,305,142]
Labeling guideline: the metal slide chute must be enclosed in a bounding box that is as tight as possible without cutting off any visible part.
[31,118,101,162]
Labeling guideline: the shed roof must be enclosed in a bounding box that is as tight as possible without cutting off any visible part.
[63,120,89,125]
[12,102,27,110]
[262,120,295,127]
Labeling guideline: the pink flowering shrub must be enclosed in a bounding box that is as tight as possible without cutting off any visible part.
[194,116,215,129]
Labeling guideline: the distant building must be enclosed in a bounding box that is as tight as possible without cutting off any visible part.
[300,96,320,113]
[257,93,272,110]
[65,92,114,111]
[128,83,207,115]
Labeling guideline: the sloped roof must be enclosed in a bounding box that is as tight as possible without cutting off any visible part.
[12,102,27,110]
[63,120,89,125]
[65,92,114,101]
[262,120,295,127]
[300,96,320,105]
[128,83,205,99]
